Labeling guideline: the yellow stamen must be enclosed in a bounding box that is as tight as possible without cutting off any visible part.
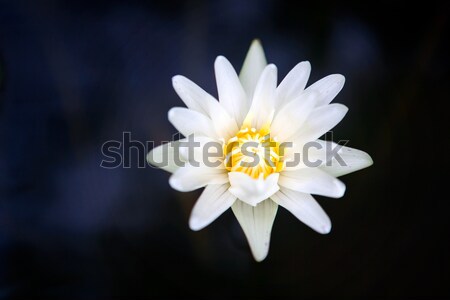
[223,126,284,179]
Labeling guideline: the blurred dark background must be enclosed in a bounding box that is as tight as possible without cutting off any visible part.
[0,0,449,298]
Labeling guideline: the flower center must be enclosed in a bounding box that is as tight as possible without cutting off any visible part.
[223,127,284,179]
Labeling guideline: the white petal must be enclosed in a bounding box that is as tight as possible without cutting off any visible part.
[239,39,267,100]
[177,135,224,167]
[243,64,277,130]
[320,145,373,177]
[172,75,238,139]
[279,168,346,198]
[283,139,336,171]
[228,172,279,206]
[172,75,213,116]
[270,90,318,142]
[169,164,228,192]
[189,183,236,231]
[168,107,217,138]
[215,56,249,125]
[305,74,345,107]
[232,199,278,262]
[292,104,348,144]
[271,188,331,234]
[275,61,311,110]
[147,142,185,173]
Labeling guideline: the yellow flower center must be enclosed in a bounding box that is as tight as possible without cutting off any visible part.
[223,127,284,179]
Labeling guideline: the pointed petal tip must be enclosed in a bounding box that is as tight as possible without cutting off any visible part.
[167,107,183,126]
[188,216,204,231]
[214,56,229,70]
[312,212,332,234]
[188,184,236,232]
[249,39,264,52]
[323,73,345,84]
[215,55,228,65]
[266,63,277,72]
[330,74,346,90]
[253,251,269,262]
[168,175,181,191]
[251,38,262,45]
[335,103,349,115]
[172,74,181,82]
[259,63,277,81]
[333,179,346,198]
[239,39,268,97]
[146,151,161,170]
[337,74,346,90]
[249,233,271,262]
[305,74,346,106]
[146,148,166,169]
[332,73,345,79]
[171,75,185,87]
[297,60,311,69]
[357,151,374,171]
[317,212,332,234]
[297,61,311,73]
[320,145,374,177]
[146,149,153,164]
[169,173,198,192]
[366,153,374,166]
[350,149,374,170]
[232,200,277,263]
[319,222,332,234]
[167,107,176,120]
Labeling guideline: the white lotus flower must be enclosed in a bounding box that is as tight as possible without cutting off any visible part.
[147,40,373,261]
